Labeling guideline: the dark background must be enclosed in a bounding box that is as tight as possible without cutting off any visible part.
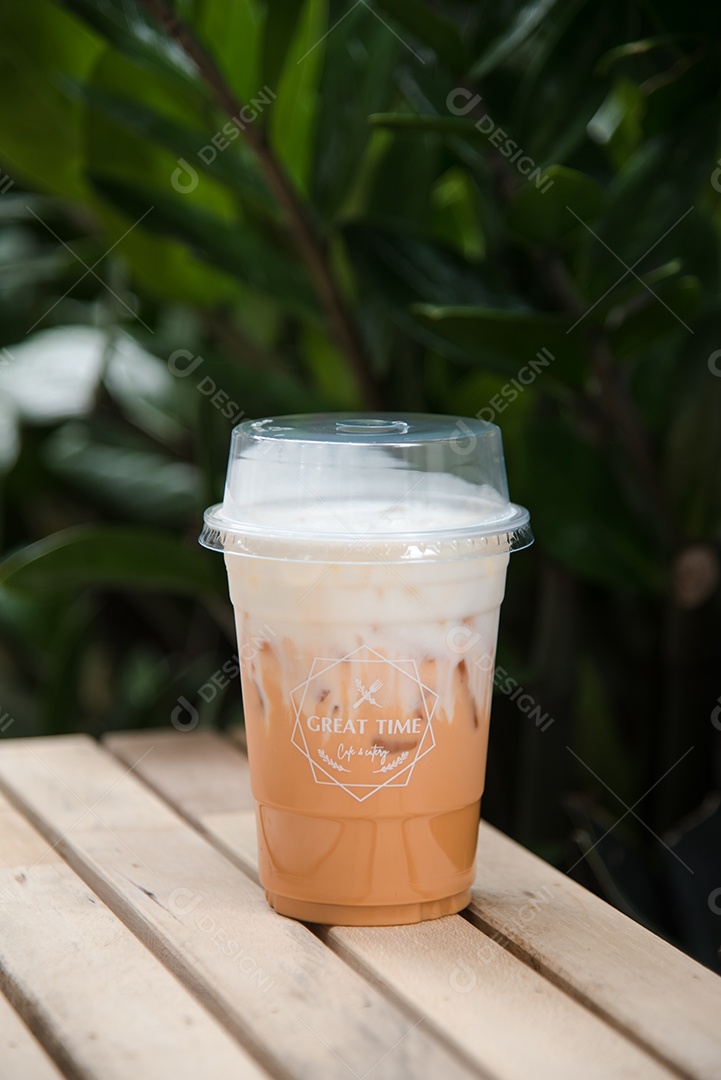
[0,0,720,970]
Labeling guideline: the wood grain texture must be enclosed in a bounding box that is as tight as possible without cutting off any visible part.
[0,790,267,1080]
[106,730,684,1080]
[105,729,259,876]
[102,729,255,818]
[0,990,64,1080]
[0,736,479,1080]
[471,825,721,1080]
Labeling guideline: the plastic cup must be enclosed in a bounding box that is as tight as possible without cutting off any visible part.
[200,414,531,925]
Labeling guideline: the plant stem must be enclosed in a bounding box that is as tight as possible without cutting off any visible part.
[138,0,382,408]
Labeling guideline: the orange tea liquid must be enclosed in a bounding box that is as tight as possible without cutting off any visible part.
[227,548,508,925]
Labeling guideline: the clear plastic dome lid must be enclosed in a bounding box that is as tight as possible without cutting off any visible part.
[200,413,532,561]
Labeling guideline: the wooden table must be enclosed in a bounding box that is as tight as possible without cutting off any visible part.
[0,731,719,1080]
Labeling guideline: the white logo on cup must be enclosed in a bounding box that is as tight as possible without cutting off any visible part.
[290,645,438,802]
[353,679,383,708]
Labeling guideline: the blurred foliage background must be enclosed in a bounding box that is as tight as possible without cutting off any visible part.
[0,0,720,970]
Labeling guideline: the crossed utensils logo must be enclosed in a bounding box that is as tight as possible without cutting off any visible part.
[354,679,382,708]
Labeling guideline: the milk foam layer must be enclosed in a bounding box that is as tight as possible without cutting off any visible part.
[226,544,508,623]
[228,487,510,535]
[226,546,509,727]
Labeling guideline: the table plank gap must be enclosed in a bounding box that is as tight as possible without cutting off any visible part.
[0,788,271,1080]
[106,730,688,1080]
[0,735,486,1080]
[466,825,721,1080]
[0,988,65,1080]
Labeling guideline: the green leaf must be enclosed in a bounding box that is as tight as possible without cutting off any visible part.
[300,324,358,408]
[587,79,644,167]
[369,113,482,140]
[411,305,585,391]
[587,143,713,298]
[444,367,537,480]
[343,220,515,310]
[373,0,469,73]
[186,344,323,417]
[312,8,398,220]
[268,0,327,195]
[507,165,606,245]
[44,422,202,527]
[74,83,275,214]
[364,130,441,226]
[79,46,245,307]
[0,0,103,200]
[260,0,304,91]
[503,1,616,165]
[0,527,223,596]
[88,175,318,317]
[469,0,564,79]
[430,167,485,260]
[192,0,263,105]
[55,0,199,87]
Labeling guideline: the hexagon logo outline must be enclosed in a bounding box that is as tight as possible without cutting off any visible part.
[289,645,438,802]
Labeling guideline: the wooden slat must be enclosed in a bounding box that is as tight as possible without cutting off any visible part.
[106,730,681,1080]
[0,991,64,1080]
[103,729,255,818]
[0,736,480,1080]
[470,826,721,1080]
[0,790,266,1080]
[104,729,258,875]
